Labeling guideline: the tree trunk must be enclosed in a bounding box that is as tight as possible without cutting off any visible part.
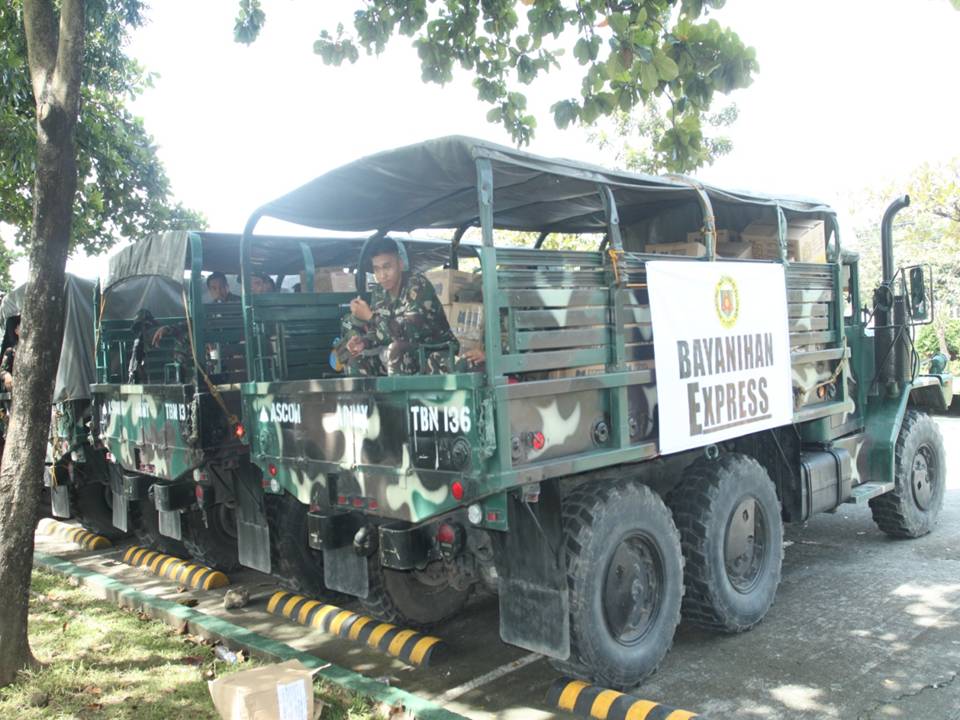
[0,0,84,687]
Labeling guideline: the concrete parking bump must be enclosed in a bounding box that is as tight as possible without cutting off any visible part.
[122,545,230,590]
[266,590,446,668]
[38,518,112,551]
[547,677,703,720]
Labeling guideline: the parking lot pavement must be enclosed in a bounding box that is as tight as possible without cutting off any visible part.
[34,414,960,719]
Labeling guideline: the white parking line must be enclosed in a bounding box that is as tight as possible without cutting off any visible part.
[436,652,544,704]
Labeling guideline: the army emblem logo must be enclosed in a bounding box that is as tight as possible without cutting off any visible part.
[714,275,739,328]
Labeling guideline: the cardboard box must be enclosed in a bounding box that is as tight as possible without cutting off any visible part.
[208,659,316,720]
[644,241,706,257]
[426,269,482,304]
[741,219,826,263]
[717,241,753,259]
[547,364,606,379]
[445,302,484,342]
[686,229,738,245]
[301,266,356,293]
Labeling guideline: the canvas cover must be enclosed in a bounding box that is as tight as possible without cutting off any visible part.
[103,232,457,293]
[0,274,96,402]
[253,136,836,236]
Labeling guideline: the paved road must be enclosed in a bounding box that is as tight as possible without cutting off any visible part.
[36,414,960,719]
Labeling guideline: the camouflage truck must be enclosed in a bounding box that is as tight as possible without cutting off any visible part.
[92,232,262,566]
[239,137,945,689]
[0,275,120,537]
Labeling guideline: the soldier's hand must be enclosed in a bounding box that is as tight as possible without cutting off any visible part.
[350,297,373,322]
[462,348,486,364]
[2,372,11,390]
[346,335,365,357]
[151,326,168,347]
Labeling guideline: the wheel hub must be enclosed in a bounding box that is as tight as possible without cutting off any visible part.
[603,534,663,646]
[724,497,767,593]
[911,447,934,511]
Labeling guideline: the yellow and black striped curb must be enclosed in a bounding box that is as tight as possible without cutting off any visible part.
[39,519,112,550]
[547,677,702,720]
[266,590,445,667]
[122,545,230,590]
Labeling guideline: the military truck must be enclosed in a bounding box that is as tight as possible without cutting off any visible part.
[0,275,119,536]
[92,232,262,564]
[239,137,944,689]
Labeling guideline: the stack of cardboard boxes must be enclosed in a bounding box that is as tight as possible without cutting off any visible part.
[642,220,826,263]
[425,268,484,354]
[300,266,357,293]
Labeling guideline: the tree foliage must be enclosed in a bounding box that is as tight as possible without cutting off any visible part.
[848,158,960,357]
[234,1,756,170]
[589,101,737,174]
[0,0,205,257]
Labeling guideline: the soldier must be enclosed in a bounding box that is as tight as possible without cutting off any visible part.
[343,237,457,375]
[207,271,240,303]
[0,316,20,391]
[152,271,238,346]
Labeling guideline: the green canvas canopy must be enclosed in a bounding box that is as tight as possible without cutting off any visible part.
[250,135,836,237]
[100,231,460,321]
[0,274,96,403]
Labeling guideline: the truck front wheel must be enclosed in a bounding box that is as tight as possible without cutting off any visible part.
[362,560,470,628]
[668,454,783,633]
[870,410,945,538]
[267,493,341,601]
[552,480,683,690]
[182,503,241,572]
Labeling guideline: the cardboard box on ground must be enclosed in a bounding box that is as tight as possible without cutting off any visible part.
[301,266,356,293]
[208,659,322,720]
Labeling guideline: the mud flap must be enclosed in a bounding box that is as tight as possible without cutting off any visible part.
[158,509,182,540]
[111,491,129,532]
[324,545,369,598]
[491,485,570,660]
[51,483,72,519]
[237,484,271,574]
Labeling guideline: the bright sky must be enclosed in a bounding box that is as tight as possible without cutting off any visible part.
[10,0,960,284]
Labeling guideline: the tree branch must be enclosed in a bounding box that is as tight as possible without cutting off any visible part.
[22,0,58,100]
[54,0,85,114]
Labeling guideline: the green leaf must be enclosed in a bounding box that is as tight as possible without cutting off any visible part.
[607,13,629,34]
[573,38,591,65]
[640,62,659,92]
[652,50,679,81]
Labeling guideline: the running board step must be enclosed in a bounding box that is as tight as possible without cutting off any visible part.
[845,482,895,504]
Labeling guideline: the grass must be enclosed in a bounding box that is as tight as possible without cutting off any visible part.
[0,568,380,719]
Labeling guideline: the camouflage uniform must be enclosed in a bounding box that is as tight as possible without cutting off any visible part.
[343,273,458,376]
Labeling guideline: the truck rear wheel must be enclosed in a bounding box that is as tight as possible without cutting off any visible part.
[134,503,189,557]
[870,410,945,538]
[267,493,341,601]
[182,504,241,572]
[551,480,683,690]
[668,454,783,633]
[362,560,470,628]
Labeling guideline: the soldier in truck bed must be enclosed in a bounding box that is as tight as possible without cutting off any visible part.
[341,237,458,376]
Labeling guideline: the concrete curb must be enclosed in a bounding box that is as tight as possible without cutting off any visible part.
[35,551,467,720]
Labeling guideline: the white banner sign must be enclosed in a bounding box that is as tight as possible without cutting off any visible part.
[646,261,794,454]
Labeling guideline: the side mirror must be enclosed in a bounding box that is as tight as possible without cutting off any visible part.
[908,266,928,321]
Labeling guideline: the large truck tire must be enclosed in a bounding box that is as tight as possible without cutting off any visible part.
[72,480,125,541]
[182,504,241,572]
[267,493,342,601]
[361,559,470,629]
[668,454,783,633]
[134,503,189,556]
[870,410,945,538]
[549,480,683,690]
